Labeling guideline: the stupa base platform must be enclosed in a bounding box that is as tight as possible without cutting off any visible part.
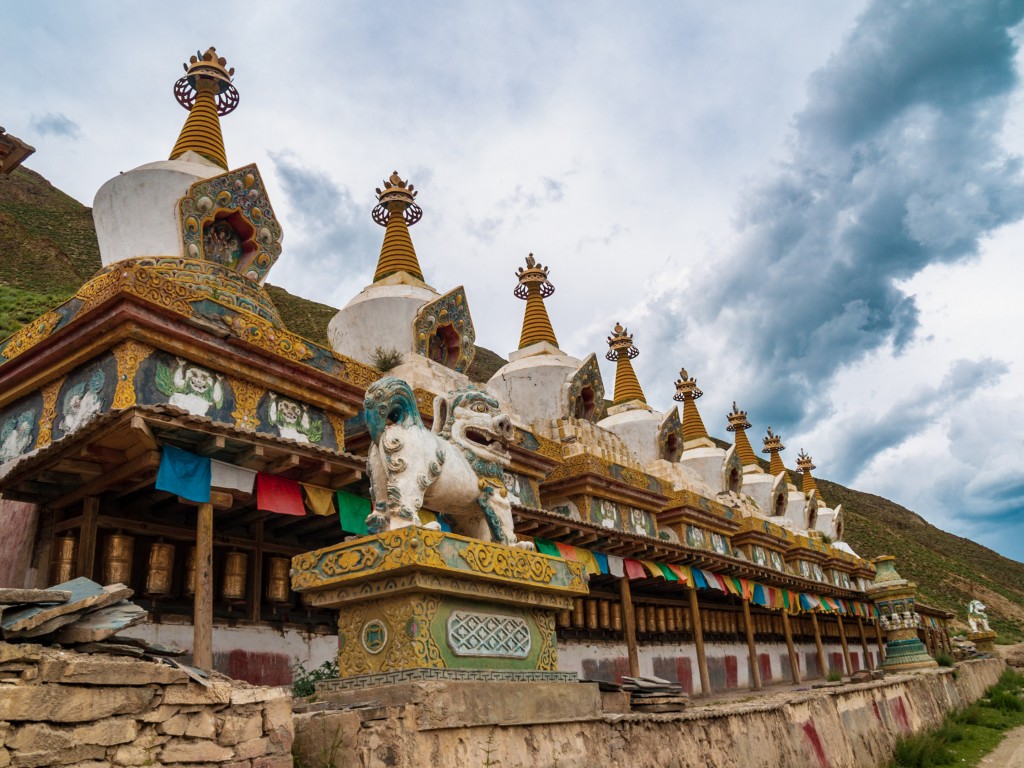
[882,636,939,672]
[291,527,588,679]
[968,630,997,653]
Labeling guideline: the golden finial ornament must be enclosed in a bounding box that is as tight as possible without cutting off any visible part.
[169,47,237,168]
[605,323,639,361]
[673,368,703,401]
[173,47,239,116]
[726,402,751,432]
[606,323,645,405]
[762,426,784,455]
[371,171,425,282]
[515,254,558,349]
[796,449,815,472]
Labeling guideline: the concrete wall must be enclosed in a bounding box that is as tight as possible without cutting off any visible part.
[560,638,878,691]
[293,658,1004,768]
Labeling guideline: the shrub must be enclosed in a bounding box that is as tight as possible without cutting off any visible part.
[371,346,404,372]
[826,670,843,682]
[292,658,340,698]
[934,652,955,668]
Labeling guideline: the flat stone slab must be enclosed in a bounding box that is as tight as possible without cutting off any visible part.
[54,600,148,644]
[0,588,71,605]
[1,578,132,639]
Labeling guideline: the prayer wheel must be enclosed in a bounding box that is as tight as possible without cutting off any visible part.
[265,556,291,603]
[558,609,571,628]
[101,533,134,585]
[572,598,585,628]
[598,599,611,630]
[656,606,667,633]
[611,603,622,631]
[145,542,175,596]
[683,606,692,632]
[48,536,77,586]
[222,551,248,602]
[645,606,657,634]
[667,606,676,633]
[183,546,196,597]
[637,605,648,634]
[585,599,599,630]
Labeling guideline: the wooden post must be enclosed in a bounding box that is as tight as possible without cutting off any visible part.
[193,502,214,671]
[810,611,828,679]
[76,497,99,580]
[619,576,640,677]
[688,588,711,696]
[741,599,762,690]
[249,519,264,623]
[857,616,873,671]
[836,614,852,675]
[781,609,801,684]
[874,619,886,664]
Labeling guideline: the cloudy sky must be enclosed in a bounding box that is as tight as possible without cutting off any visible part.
[6,2,1024,561]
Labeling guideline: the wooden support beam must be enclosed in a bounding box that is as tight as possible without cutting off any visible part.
[249,519,264,624]
[874,619,886,664]
[688,588,711,696]
[741,599,762,691]
[328,469,361,490]
[84,445,126,465]
[53,451,160,510]
[810,611,828,679]
[618,576,640,678]
[836,614,852,675]
[193,502,214,671]
[267,454,301,474]
[130,414,159,449]
[857,616,873,671]
[76,497,99,580]
[781,609,801,684]
[236,445,265,469]
[197,435,226,456]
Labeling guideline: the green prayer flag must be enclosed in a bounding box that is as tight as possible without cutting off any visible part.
[335,490,371,536]
[533,537,561,558]
[655,562,678,581]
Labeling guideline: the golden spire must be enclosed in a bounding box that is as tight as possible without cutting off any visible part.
[726,402,758,466]
[606,323,645,405]
[797,449,824,502]
[673,367,708,442]
[170,47,238,169]
[514,254,558,349]
[372,171,424,282]
[762,427,790,482]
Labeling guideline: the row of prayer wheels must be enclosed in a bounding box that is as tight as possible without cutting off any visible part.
[555,597,792,637]
[49,534,293,603]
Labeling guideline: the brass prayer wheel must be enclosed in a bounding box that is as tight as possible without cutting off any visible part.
[183,546,196,596]
[145,542,175,596]
[222,551,248,602]
[571,598,585,628]
[101,533,134,585]
[636,604,647,634]
[645,605,657,633]
[598,599,611,630]
[558,608,571,628]
[683,607,692,632]
[666,606,676,633]
[656,606,667,633]
[611,602,622,631]
[48,535,77,586]
[676,607,686,631]
[265,556,291,603]
[585,599,598,630]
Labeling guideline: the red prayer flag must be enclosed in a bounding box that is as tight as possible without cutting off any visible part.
[257,473,305,516]
[555,542,576,560]
[624,559,647,580]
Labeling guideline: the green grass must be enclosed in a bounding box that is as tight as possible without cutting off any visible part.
[889,670,1024,768]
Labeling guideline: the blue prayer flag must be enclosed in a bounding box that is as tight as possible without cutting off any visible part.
[156,446,211,503]
[592,551,609,575]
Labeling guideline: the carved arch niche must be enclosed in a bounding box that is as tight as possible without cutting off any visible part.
[564,354,605,423]
[414,286,476,374]
[657,408,683,462]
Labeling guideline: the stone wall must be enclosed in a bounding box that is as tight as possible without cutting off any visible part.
[293,658,1004,768]
[0,642,293,767]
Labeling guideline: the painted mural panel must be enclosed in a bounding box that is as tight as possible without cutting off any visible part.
[546,500,582,521]
[0,392,43,464]
[51,354,118,442]
[624,506,657,538]
[711,531,731,556]
[134,352,236,423]
[590,497,623,530]
[257,392,338,451]
[686,525,708,549]
[504,471,539,509]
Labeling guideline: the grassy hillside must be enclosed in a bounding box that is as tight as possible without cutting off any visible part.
[2,164,1021,640]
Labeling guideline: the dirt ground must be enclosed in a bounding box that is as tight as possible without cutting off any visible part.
[976,644,1024,766]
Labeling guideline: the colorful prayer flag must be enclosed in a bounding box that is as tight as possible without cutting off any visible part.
[335,490,370,534]
[257,474,305,516]
[156,446,211,503]
[301,483,335,516]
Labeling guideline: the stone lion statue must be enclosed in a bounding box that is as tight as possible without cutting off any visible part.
[967,599,991,632]
[363,377,531,549]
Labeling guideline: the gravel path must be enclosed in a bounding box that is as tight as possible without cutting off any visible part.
[978,724,1024,767]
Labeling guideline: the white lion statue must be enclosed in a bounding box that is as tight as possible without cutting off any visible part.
[363,377,531,549]
[967,599,991,633]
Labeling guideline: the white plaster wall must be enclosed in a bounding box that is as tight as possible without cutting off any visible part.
[487,354,579,426]
[741,471,780,517]
[679,446,728,494]
[598,408,663,466]
[327,281,436,364]
[120,620,337,671]
[92,153,222,265]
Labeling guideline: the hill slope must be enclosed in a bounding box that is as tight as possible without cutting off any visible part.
[2,165,1021,639]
